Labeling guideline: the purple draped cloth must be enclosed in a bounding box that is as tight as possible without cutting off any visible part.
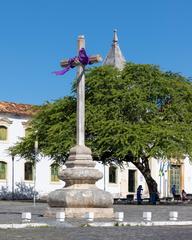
[53,48,90,76]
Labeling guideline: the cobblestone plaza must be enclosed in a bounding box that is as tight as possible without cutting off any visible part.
[1,201,192,239]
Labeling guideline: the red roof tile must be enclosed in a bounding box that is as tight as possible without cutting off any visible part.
[0,101,37,116]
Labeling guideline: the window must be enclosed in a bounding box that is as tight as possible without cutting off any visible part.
[51,164,59,182]
[128,170,136,192]
[109,165,117,183]
[0,161,7,180]
[170,164,181,194]
[0,126,7,141]
[24,162,33,181]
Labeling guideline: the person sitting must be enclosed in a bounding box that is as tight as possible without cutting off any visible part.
[181,189,188,201]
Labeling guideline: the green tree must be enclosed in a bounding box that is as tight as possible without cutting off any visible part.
[10,63,192,197]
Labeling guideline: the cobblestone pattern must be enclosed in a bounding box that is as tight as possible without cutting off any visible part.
[0,201,192,224]
[1,201,192,239]
[1,226,192,240]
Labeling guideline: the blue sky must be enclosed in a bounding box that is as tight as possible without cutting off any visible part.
[0,0,192,105]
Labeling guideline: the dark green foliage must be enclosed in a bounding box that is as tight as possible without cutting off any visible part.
[10,96,76,163]
[85,64,192,164]
[9,63,192,193]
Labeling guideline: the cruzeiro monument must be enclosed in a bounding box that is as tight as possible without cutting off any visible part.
[47,35,114,218]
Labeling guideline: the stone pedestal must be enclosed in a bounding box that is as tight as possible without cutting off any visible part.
[46,145,114,218]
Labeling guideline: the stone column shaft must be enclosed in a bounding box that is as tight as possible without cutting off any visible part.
[76,35,85,146]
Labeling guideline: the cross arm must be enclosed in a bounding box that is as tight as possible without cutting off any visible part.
[60,55,102,68]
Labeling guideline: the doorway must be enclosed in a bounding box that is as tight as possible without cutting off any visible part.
[128,169,136,193]
[170,164,181,194]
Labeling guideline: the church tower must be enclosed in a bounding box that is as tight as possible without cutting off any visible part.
[103,29,126,69]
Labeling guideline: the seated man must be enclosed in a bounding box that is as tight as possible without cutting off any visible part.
[181,189,188,201]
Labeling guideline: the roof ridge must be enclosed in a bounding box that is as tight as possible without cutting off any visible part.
[0,101,34,106]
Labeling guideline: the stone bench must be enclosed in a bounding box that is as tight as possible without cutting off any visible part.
[114,194,135,204]
[126,194,134,203]
[174,194,182,202]
[186,194,192,201]
[113,198,128,204]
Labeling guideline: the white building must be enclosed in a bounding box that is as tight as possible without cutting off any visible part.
[0,102,64,197]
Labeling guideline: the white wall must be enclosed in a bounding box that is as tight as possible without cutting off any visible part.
[183,157,192,194]
[0,113,63,197]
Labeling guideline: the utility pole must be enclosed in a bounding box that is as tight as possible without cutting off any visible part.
[33,135,38,207]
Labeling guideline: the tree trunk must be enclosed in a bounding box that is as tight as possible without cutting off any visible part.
[144,172,158,195]
[131,157,158,200]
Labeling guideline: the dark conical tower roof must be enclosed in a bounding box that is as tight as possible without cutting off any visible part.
[103,30,126,69]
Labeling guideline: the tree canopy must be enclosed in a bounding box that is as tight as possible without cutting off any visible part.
[10,63,192,194]
[85,64,192,163]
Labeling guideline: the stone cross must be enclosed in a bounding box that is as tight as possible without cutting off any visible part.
[47,36,113,218]
[60,35,102,146]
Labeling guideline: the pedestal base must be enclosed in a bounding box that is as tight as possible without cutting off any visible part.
[45,207,114,218]
[48,187,113,208]
[47,145,114,219]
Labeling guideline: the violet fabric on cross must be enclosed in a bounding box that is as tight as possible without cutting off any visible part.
[53,48,90,76]
[53,66,71,75]
[78,48,90,65]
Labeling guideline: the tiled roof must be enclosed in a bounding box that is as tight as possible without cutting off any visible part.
[0,101,37,116]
